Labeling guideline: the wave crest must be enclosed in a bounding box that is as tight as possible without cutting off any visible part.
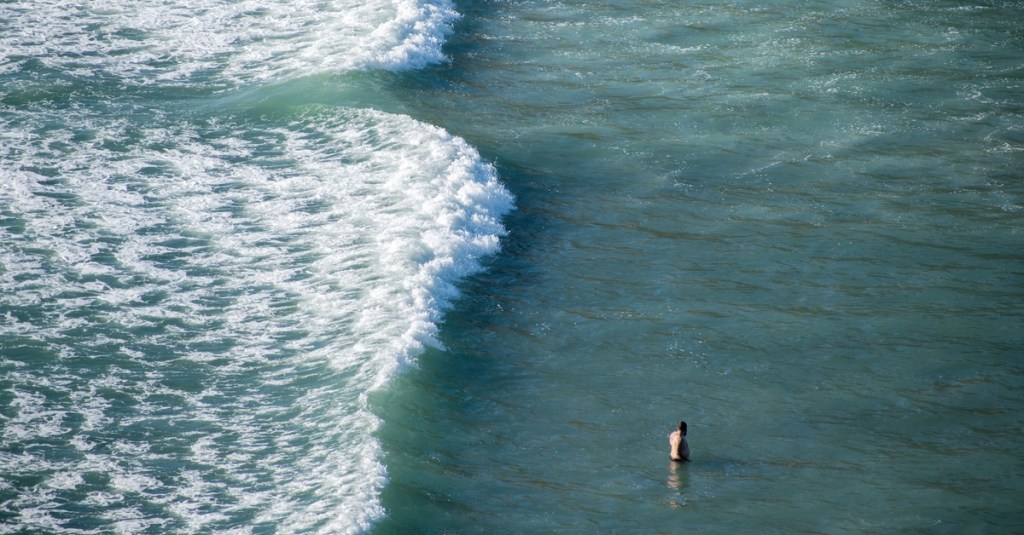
[0,0,459,87]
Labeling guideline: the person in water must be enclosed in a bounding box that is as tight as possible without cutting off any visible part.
[669,420,690,462]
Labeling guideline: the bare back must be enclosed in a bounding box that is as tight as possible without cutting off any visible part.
[669,430,689,462]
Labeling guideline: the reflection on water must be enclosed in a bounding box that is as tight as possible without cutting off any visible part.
[666,461,689,509]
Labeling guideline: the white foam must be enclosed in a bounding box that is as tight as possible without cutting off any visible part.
[0,103,513,533]
[0,0,458,87]
[4,389,69,440]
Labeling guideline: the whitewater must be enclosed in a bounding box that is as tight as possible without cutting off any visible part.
[0,0,512,532]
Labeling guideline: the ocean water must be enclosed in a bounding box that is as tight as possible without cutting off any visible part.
[2,0,1023,533]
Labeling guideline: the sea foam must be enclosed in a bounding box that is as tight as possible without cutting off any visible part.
[0,0,459,86]
[0,102,512,532]
[1,0,503,530]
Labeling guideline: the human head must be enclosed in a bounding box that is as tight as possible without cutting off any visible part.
[678,420,687,435]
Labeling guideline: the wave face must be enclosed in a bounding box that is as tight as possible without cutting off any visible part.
[0,0,511,533]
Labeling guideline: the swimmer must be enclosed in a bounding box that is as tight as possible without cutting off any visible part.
[669,420,689,462]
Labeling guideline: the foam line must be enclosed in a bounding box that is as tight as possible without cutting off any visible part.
[0,0,459,87]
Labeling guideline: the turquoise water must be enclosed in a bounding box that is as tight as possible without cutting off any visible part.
[2,0,1023,533]
[374,0,1024,532]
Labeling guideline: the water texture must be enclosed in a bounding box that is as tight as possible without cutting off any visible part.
[1,0,511,532]
[373,0,1024,532]
[2,0,1023,533]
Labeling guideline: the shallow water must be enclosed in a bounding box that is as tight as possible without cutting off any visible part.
[2,0,1023,533]
[373,0,1024,532]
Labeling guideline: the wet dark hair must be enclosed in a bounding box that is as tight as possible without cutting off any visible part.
[678,421,687,435]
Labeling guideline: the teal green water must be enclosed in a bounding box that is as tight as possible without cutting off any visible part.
[2,1,510,529]
[2,0,1022,532]
[373,0,1024,532]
